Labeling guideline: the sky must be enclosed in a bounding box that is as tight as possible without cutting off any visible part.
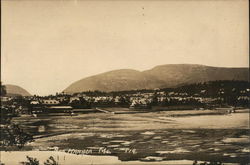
[1,0,249,96]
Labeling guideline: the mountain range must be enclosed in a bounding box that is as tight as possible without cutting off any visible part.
[63,64,249,93]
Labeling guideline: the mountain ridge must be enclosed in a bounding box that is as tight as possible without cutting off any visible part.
[64,64,249,93]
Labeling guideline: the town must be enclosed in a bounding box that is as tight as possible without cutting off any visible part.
[1,80,249,117]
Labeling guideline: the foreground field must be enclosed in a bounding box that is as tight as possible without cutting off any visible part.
[3,110,250,164]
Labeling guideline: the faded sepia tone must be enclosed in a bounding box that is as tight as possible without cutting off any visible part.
[1,0,248,95]
[1,0,249,165]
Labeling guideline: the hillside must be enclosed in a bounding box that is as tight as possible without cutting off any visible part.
[5,84,31,96]
[64,69,165,93]
[143,64,249,87]
[64,64,249,93]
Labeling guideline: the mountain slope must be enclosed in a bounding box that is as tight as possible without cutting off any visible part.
[64,69,165,93]
[64,64,249,93]
[5,84,31,96]
[143,64,249,87]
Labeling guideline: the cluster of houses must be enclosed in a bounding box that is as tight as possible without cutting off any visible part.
[1,87,249,115]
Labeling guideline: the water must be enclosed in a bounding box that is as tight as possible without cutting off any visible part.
[6,112,250,164]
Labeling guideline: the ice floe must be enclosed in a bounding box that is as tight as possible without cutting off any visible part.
[141,131,155,135]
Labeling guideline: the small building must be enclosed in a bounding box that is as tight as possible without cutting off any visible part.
[42,99,60,105]
[130,99,149,109]
[30,100,40,105]
[69,97,80,103]
[1,96,12,102]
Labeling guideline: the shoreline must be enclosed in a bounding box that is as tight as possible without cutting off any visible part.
[0,150,240,165]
